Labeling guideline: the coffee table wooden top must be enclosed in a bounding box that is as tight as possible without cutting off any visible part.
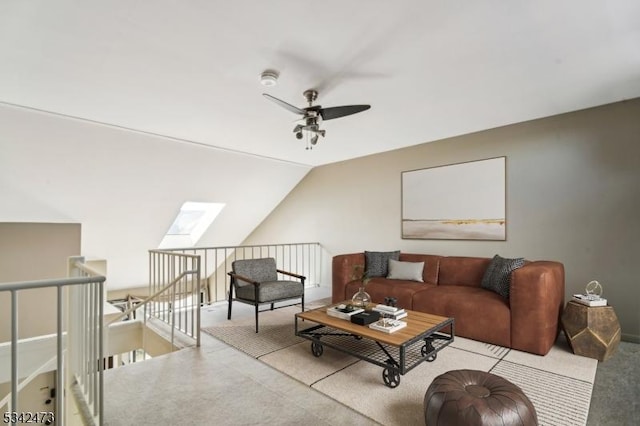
[296,302,452,347]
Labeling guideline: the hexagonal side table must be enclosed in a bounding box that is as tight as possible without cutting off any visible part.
[561,300,621,361]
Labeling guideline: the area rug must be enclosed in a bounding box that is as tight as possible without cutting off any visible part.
[202,305,598,426]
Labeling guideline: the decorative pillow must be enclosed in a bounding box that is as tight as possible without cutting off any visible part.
[387,259,424,282]
[481,254,525,299]
[365,250,400,278]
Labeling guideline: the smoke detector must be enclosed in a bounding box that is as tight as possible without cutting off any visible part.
[260,70,279,87]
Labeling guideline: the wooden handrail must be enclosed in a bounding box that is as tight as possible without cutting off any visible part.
[106,269,198,326]
[73,261,105,279]
[228,269,307,286]
[277,269,306,280]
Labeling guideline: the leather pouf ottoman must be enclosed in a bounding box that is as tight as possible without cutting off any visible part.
[424,370,538,426]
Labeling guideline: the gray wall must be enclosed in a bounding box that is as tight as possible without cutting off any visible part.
[245,99,640,342]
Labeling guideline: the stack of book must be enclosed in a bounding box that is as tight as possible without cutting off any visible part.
[572,294,607,307]
[327,305,364,320]
[369,318,407,333]
[372,304,408,320]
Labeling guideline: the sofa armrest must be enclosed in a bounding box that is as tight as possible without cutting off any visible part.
[510,261,565,355]
[332,253,365,303]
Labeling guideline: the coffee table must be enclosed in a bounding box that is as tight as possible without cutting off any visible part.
[295,303,454,388]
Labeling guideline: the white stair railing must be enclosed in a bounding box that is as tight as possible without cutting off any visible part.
[69,256,106,425]
[157,242,323,304]
[0,256,105,426]
[1,253,204,425]
[106,271,202,350]
[147,251,201,347]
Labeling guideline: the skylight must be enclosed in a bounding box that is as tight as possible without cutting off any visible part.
[159,202,225,248]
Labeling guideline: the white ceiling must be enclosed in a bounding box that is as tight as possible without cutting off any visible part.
[1,1,639,167]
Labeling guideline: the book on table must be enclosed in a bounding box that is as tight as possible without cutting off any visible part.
[390,311,408,320]
[372,309,407,320]
[373,304,403,313]
[372,305,407,319]
[572,294,607,307]
[369,319,407,333]
[327,305,364,320]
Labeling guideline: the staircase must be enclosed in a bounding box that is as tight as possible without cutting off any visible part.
[1,243,323,425]
[0,252,202,425]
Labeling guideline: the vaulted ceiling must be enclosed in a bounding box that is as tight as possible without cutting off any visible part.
[2,1,639,167]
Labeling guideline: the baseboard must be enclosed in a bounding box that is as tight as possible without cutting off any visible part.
[622,333,640,344]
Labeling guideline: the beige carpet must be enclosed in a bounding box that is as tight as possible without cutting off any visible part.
[203,305,598,426]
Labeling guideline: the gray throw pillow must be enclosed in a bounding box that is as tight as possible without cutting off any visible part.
[387,259,424,282]
[365,250,400,278]
[481,254,525,299]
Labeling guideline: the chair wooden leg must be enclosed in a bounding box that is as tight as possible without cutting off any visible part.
[270,303,274,310]
[227,287,233,320]
[301,293,305,312]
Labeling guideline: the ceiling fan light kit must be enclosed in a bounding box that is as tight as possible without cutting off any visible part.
[263,89,370,150]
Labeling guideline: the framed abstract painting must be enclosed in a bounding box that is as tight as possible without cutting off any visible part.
[401,157,506,240]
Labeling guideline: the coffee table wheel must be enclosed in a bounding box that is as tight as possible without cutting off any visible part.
[382,366,400,388]
[421,345,437,362]
[311,341,323,357]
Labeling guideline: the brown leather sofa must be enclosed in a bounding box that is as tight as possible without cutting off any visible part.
[332,252,565,355]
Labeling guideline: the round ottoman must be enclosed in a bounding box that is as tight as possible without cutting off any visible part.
[424,369,538,426]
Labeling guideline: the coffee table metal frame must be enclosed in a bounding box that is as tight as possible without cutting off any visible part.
[294,306,454,388]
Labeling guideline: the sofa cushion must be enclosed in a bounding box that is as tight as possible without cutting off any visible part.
[345,278,435,310]
[365,250,400,277]
[438,256,491,287]
[387,259,424,282]
[236,280,304,303]
[232,258,278,284]
[413,286,511,348]
[399,254,442,283]
[481,254,525,299]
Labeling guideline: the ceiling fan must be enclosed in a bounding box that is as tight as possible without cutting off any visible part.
[263,89,370,149]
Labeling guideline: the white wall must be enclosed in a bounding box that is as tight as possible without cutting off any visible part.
[0,104,311,290]
[244,99,640,341]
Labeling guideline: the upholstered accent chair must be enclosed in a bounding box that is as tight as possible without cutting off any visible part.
[227,258,306,332]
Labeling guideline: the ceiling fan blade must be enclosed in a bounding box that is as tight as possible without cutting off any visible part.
[263,93,305,115]
[319,105,371,121]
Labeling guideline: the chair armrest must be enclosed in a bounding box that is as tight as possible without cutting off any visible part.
[227,271,260,286]
[277,269,306,281]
